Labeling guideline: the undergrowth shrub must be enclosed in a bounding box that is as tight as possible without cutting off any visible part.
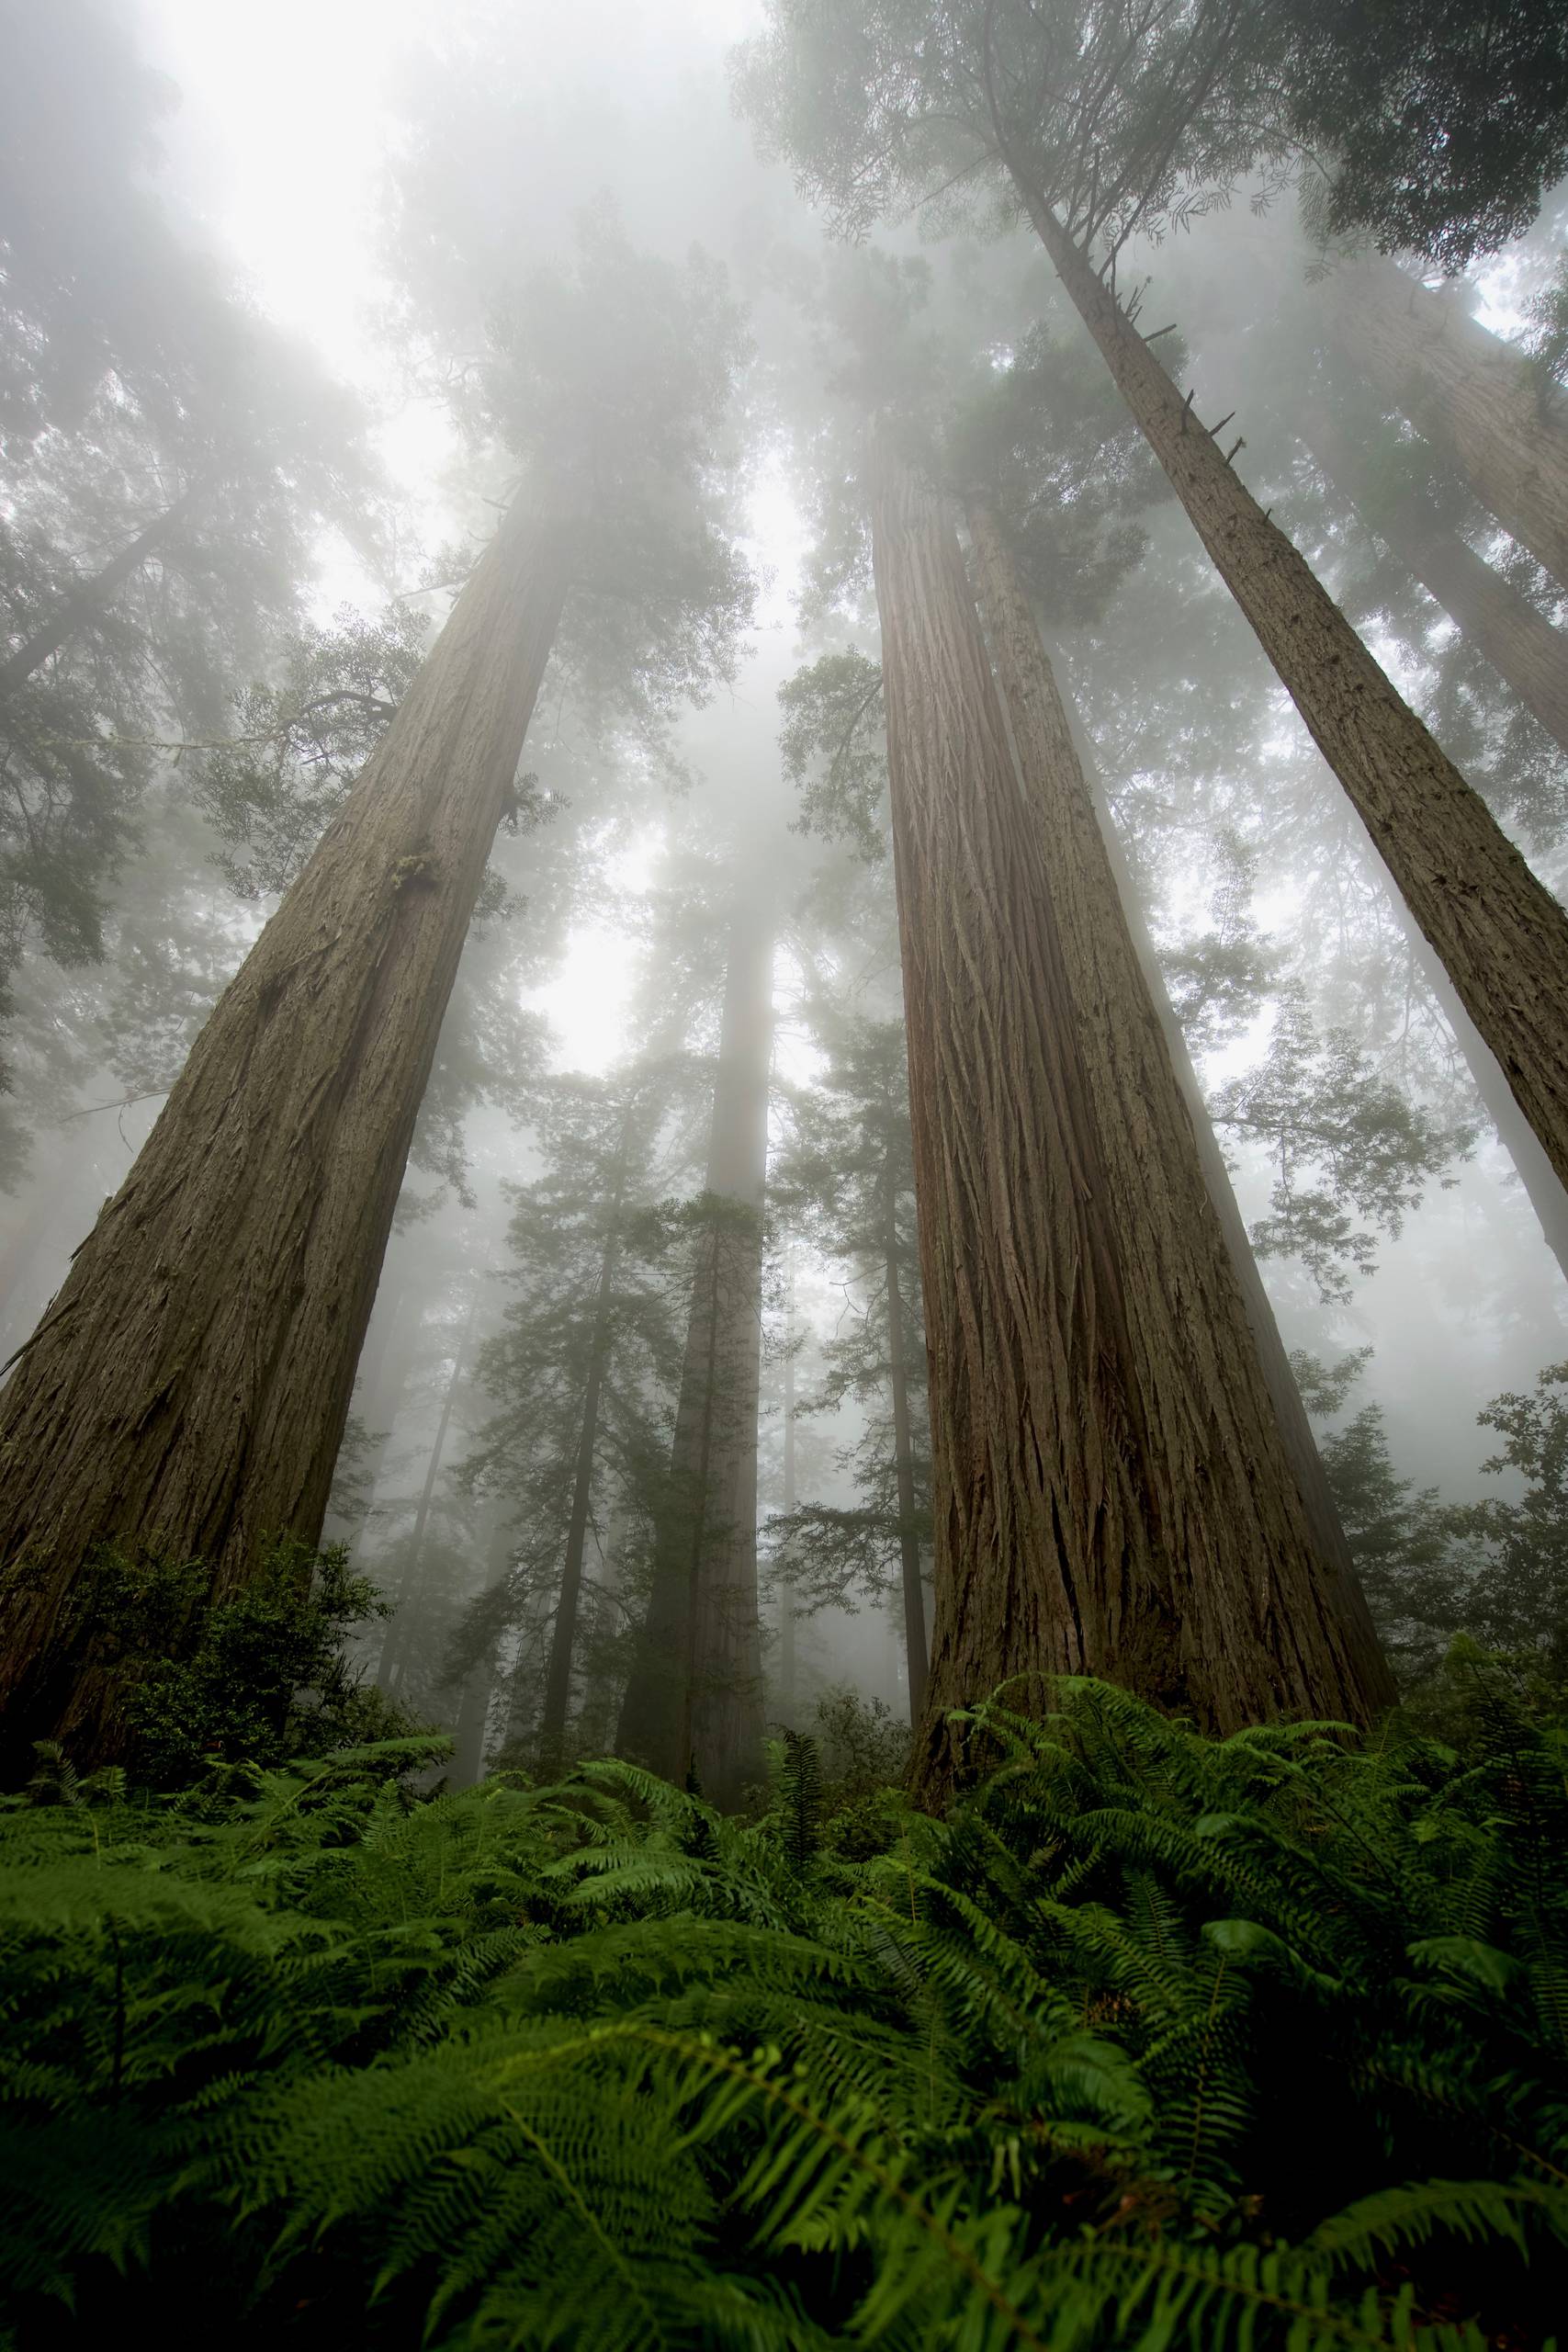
[1,1679,1564,2346]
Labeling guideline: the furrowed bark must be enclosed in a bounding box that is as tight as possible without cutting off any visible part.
[1322,256,1568,594]
[1298,401,1568,763]
[868,441,1388,1803]
[1021,199,1568,1211]
[966,497,1389,1704]
[0,487,568,1769]
[616,904,772,1805]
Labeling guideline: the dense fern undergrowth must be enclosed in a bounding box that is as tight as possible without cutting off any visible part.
[3,1679,1566,2349]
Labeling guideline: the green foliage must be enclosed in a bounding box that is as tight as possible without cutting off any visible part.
[2,1680,1563,2346]
[22,1539,407,1789]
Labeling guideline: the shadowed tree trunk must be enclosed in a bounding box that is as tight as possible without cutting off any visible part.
[1014,201,1568,1213]
[1322,256,1568,594]
[0,483,199,697]
[0,486,569,1770]
[616,901,773,1805]
[881,1152,929,1722]
[869,441,1390,1799]
[777,1257,798,1728]
[1298,401,1568,762]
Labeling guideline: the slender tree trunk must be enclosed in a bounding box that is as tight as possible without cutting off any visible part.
[451,1664,493,1788]
[881,1154,928,1722]
[1322,256,1568,594]
[868,442,1389,1802]
[537,1234,618,1760]
[1298,401,1568,761]
[1019,200,1568,1209]
[0,486,569,1770]
[777,1256,798,1728]
[0,485,198,697]
[378,1295,478,1694]
[616,902,773,1804]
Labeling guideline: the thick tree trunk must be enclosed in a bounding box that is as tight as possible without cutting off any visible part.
[882,1158,929,1722]
[537,1235,617,1760]
[0,488,568,1769]
[0,485,198,697]
[1021,201,1568,1211]
[777,1262,798,1728]
[868,443,1389,1801]
[1322,256,1568,594]
[616,903,772,1804]
[1016,562,1375,1614]
[1298,402,1568,762]
[451,1664,493,1788]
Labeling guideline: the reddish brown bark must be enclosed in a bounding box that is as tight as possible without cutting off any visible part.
[867,442,1390,1799]
[1018,202,1568,1219]
[882,1157,929,1721]
[0,488,568,1769]
[1323,257,1568,594]
[966,497,1389,1702]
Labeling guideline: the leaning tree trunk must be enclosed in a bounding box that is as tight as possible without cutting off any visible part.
[1017,199,1568,1210]
[0,483,199,697]
[1298,401,1568,762]
[869,442,1390,1802]
[881,1155,929,1722]
[1322,255,1568,595]
[615,903,773,1805]
[0,486,568,1770]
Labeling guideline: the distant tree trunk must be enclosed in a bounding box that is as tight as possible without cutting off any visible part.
[1298,401,1568,761]
[777,1259,798,1728]
[881,1156,928,1722]
[0,486,569,1770]
[378,1293,478,1694]
[451,1664,492,1788]
[537,1230,618,1763]
[616,903,773,1804]
[1018,200,1568,1212]
[0,483,199,697]
[1322,256,1568,594]
[869,441,1389,1801]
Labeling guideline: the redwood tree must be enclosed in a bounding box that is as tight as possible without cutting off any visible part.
[0,225,752,1770]
[870,439,1389,1793]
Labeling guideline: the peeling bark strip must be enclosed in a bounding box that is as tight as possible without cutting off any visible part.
[1324,257,1568,597]
[966,499,1391,1713]
[1025,205,1568,1213]
[868,444,1388,1802]
[616,903,772,1806]
[0,489,569,1765]
[1298,401,1568,764]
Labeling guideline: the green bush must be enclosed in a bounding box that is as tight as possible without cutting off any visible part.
[0,1680,1563,2346]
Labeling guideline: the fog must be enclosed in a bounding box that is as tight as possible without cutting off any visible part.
[3,0,1567,1788]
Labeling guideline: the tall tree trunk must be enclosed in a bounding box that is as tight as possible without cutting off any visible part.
[1017,199,1568,1211]
[777,1256,798,1728]
[0,484,198,697]
[537,1232,618,1762]
[1020,569,1374,1608]
[616,902,773,1804]
[451,1663,493,1789]
[881,1154,929,1722]
[868,441,1389,1801]
[1322,256,1568,594]
[378,1294,478,1695]
[0,486,568,1770]
[1298,401,1568,761]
